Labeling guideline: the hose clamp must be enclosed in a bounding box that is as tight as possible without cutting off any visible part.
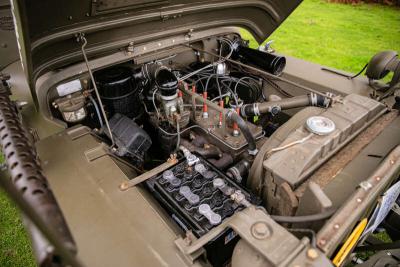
[248,148,258,156]
[227,166,242,183]
[324,92,334,108]
[253,103,260,116]
[310,93,318,106]
[240,105,247,117]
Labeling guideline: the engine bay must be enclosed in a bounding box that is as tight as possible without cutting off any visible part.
[46,34,389,266]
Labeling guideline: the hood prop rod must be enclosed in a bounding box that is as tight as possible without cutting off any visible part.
[78,34,115,147]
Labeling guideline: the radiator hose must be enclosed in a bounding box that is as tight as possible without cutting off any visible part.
[240,93,332,117]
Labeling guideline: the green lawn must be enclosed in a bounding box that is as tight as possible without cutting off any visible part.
[241,0,400,74]
[0,152,35,267]
[0,190,36,267]
[0,1,399,266]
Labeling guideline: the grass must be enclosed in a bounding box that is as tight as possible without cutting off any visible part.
[0,191,36,267]
[241,0,400,74]
[0,153,36,267]
[0,1,399,266]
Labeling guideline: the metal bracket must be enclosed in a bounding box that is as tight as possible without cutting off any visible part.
[175,206,305,265]
[84,144,108,162]
[66,126,91,141]
[119,154,178,191]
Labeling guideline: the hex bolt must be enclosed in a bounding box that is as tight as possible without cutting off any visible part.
[318,239,326,246]
[251,222,270,239]
[306,248,319,260]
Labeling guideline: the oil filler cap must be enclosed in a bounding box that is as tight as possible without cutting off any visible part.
[306,116,335,135]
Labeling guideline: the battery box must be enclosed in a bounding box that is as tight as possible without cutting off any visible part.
[146,154,259,267]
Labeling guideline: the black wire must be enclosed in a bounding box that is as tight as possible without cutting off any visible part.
[231,63,293,98]
[355,240,400,252]
[263,77,293,98]
[216,73,222,99]
[350,63,368,79]
[271,208,336,223]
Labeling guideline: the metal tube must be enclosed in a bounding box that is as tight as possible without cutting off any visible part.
[80,35,115,147]
[258,95,310,114]
[119,154,178,190]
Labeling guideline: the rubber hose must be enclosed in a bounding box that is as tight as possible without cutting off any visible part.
[241,94,331,117]
[227,111,257,155]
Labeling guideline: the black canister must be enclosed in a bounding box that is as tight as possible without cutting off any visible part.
[235,46,286,76]
[155,68,178,99]
[94,66,142,119]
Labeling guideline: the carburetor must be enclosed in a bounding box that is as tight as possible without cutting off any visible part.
[143,63,190,128]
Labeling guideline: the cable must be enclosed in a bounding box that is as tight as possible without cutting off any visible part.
[211,92,230,102]
[204,73,215,92]
[175,117,181,152]
[354,240,400,252]
[183,43,339,102]
[88,95,104,127]
[227,88,239,106]
[152,88,161,119]
[263,77,293,98]
[158,124,205,136]
[180,63,214,81]
[179,38,234,82]
[216,73,222,99]
[350,63,368,79]
[270,208,336,223]
[234,76,257,95]
[142,101,154,115]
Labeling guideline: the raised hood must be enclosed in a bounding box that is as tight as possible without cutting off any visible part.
[11,0,302,85]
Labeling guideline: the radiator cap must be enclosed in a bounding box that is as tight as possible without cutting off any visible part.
[306,116,335,135]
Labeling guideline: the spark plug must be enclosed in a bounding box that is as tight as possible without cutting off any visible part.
[218,100,224,127]
[191,85,197,119]
[232,107,240,137]
[202,91,208,118]
[177,89,184,113]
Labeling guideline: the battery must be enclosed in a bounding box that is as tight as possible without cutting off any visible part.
[146,154,259,267]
